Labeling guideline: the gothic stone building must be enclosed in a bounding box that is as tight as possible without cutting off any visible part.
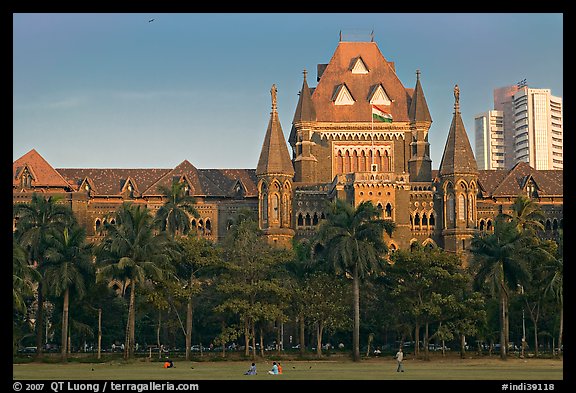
[13,39,563,253]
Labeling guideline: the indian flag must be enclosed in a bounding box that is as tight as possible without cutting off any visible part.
[372,105,393,123]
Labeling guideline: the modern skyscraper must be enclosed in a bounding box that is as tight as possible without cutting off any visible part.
[475,84,563,170]
[512,87,563,170]
[474,110,504,170]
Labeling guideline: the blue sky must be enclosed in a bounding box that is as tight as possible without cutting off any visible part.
[13,13,563,170]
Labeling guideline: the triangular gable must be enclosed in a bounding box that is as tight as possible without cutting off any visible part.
[142,160,207,196]
[15,163,37,182]
[331,84,355,106]
[368,84,392,106]
[79,177,97,193]
[177,174,195,195]
[13,149,72,189]
[230,179,247,198]
[121,177,140,196]
[350,56,369,74]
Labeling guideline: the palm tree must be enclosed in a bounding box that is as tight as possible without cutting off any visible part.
[155,180,199,238]
[315,199,395,361]
[13,239,41,314]
[545,229,563,354]
[13,193,74,358]
[44,224,94,362]
[96,202,172,360]
[470,217,531,360]
[501,195,545,233]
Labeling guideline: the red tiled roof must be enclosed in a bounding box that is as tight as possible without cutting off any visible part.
[13,149,72,189]
[311,41,412,122]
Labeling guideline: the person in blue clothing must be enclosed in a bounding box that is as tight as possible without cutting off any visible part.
[268,361,279,375]
[244,362,257,375]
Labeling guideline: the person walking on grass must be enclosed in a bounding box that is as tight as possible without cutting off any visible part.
[395,347,404,372]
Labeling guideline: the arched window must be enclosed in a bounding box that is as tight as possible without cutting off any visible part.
[487,219,493,231]
[429,213,435,227]
[385,203,392,218]
[553,219,558,231]
[458,194,466,221]
[414,213,420,227]
[261,183,268,223]
[297,213,304,227]
[205,219,212,235]
[191,219,197,231]
[545,219,552,231]
[312,213,319,226]
[479,219,485,231]
[271,194,280,221]
[305,213,311,226]
[447,194,455,223]
[95,219,101,233]
[422,213,428,226]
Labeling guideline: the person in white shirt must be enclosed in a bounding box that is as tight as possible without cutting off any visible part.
[395,348,404,372]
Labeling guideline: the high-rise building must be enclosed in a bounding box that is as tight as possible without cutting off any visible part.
[474,110,504,170]
[475,85,563,170]
[513,87,563,170]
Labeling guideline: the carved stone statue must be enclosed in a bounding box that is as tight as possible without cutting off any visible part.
[454,84,460,105]
[271,84,277,108]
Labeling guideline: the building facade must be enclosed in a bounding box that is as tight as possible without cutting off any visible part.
[13,39,563,254]
[476,85,563,171]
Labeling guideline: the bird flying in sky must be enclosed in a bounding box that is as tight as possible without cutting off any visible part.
[148,19,155,23]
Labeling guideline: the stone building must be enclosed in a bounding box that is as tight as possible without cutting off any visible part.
[13,38,563,252]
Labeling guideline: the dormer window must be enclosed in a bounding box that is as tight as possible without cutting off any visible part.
[332,84,355,106]
[369,84,392,106]
[350,56,369,74]
[19,168,33,189]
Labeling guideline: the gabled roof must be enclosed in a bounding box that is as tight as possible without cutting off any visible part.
[142,160,217,196]
[13,149,72,189]
[310,41,411,122]
[199,169,258,197]
[58,168,171,195]
[478,162,563,197]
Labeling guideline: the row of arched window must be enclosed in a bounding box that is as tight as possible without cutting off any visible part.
[191,218,213,236]
[410,211,436,231]
[296,212,325,227]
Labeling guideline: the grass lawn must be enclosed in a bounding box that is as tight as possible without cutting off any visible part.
[13,356,563,381]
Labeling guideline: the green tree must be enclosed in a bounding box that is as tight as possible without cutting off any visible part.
[545,230,563,354]
[470,216,531,360]
[303,272,351,356]
[44,224,94,362]
[216,213,291,359]
[176,234,221,360]
[13,239,41,314]
[13,193,74,358]
[96,202,172,359]
[155,180,199,238]
[315,199,395,362]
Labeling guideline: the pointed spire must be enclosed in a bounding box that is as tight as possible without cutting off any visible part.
[439,85,478,176]
[257,84,295,177]
[408,69,432,122]
[292,69,317,123]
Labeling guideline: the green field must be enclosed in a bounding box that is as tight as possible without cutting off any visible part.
[13,357,563,380]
